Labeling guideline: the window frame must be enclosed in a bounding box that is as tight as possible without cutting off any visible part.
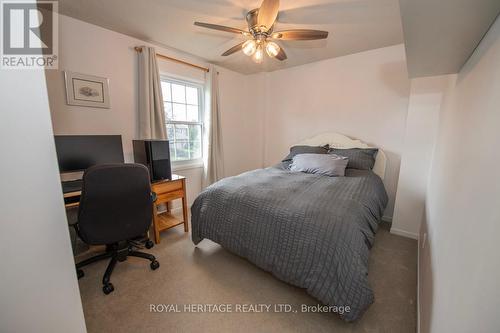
[160,75,205,169]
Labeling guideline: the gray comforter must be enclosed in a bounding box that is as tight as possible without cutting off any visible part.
[191,164,388,321]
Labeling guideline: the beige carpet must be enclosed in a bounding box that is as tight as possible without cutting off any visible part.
[77,220,417,333]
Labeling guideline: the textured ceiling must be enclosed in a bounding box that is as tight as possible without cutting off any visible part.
[58,0,404,74]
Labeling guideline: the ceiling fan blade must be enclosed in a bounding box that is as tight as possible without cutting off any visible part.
[221,42,245,56]
[194,22,249,35]
[275,47,287,61]
[271,29,329,40]
[257,0,280,30]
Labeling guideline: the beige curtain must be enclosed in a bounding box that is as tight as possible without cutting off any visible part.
[138,46,167,139]
[202,65,224,187]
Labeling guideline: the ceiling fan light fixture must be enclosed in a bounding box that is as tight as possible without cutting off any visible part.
[196,0,329,63]
[252,45,264,63]
[242,39,257,56]
[265,41,280,57]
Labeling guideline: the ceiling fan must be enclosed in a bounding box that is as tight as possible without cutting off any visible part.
[194,0,328,63]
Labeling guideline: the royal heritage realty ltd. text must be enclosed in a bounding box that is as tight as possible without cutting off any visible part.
[150,303,351,315]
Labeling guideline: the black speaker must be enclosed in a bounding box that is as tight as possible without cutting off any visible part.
[133,140,172,182]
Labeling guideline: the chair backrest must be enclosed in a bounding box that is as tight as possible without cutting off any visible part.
[77,164,153,245]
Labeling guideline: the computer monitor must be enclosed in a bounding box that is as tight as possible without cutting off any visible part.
[54,135,124,173]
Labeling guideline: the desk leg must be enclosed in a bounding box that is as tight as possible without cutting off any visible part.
[181,196,189,232]
[152,204,161,244]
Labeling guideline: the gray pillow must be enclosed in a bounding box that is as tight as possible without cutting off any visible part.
[290,153,349,177]
[328,148,378,170]
[282,145,329,162]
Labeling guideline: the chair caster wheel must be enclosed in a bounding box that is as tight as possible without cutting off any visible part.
[145,240,154,249]
[102,283,114,295]
[77,269,84,279]
[150,260,160,270]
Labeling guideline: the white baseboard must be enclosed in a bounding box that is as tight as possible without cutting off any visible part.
[382,216,419,240]
[390,227,419,240]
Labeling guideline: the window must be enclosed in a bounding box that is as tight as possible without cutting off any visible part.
[161,77,204,165]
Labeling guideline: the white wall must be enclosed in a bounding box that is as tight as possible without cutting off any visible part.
[0,64,86,331]
[261,45,411,217]
[47,15,264,207]
[218,69,265,177]
[419,15,500,333]
[391,76,453,239]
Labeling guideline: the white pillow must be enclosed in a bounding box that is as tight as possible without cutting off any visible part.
[290,153,349,177]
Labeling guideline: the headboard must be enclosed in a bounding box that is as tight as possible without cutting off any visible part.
[295,132,387,180]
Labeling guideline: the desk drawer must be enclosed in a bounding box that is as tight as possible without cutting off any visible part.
[157,190,184,203]
[152,179,183,194]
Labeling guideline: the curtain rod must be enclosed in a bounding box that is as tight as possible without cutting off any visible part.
[134,46,209,73]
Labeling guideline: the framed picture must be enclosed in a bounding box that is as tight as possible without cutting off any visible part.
[64,71,110,108]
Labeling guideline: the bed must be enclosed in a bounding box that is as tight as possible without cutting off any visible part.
[191,132,388,321]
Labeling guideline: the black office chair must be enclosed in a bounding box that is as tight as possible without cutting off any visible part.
[75,163,159,294]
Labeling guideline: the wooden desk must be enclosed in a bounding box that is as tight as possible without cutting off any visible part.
[150,175,188,244]
[63,174,189,244]
[64,191,81,208]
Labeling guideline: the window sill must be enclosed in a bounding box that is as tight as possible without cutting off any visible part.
[172,162,204,172]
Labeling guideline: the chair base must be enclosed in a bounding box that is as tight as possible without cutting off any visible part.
[76,240,159,294]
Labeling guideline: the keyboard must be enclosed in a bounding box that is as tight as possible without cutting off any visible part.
[62,179,83,193]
